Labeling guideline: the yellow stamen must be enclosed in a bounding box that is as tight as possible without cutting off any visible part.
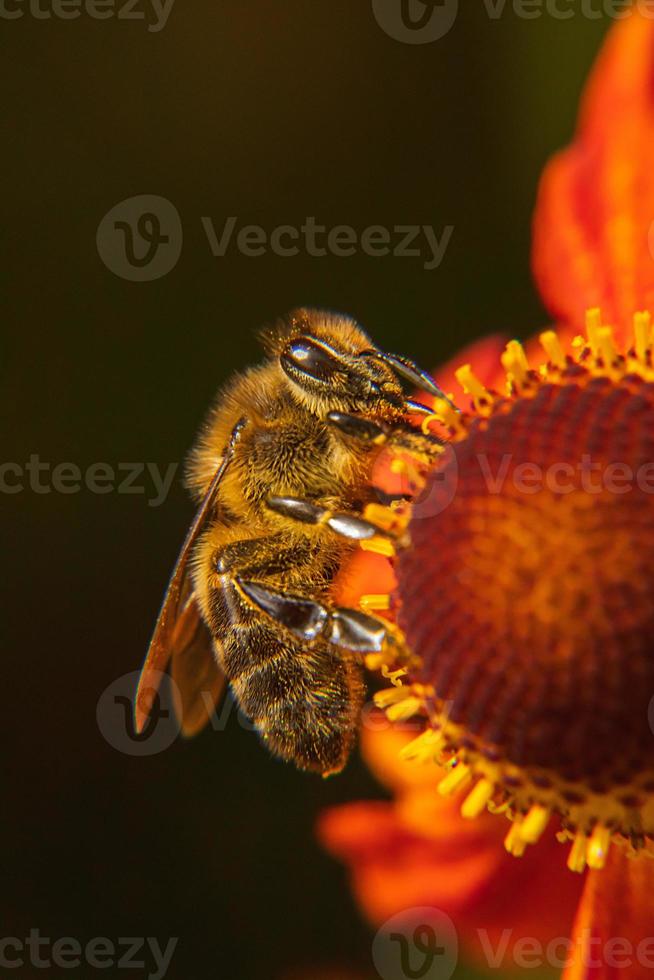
[455,364,493,413]
[360,537,395,558]
[504,821,528,857]
[519,804,550,844]
[585,307,602,356]
[437,762,471,797]
[540,329,566,369]
[363,503,405,532]
[501,340,530,389]
[360,593,391,612]
[587,824,612,870]
[461,778,495,819]
[399,728,444,763]
[567,832,588,873]
[386,697,424,722]
[374,686,411,709]
[422,396,463,435]
[597,325,618,368]
[381,664,406,686]
[421,413,441,435]
[634,311,652,362]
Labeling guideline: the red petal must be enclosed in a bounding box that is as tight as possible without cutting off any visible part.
[318,727,583,967]
[563,850,654,980]
[533,11,654,337]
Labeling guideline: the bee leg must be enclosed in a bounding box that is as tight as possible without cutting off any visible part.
[266,495,394,543]
[236,579,388,653]
[327,409,443,459]
[326,411,390,444]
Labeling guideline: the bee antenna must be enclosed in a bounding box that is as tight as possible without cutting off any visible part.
[360,349,459,411]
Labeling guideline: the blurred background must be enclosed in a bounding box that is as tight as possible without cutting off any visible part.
[2,3,611,978]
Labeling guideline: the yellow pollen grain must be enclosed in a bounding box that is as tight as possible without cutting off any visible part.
[634,311,652,362]
[519,804,550,844]
[567,832,589,874]
[360,537,395,558]
[504,821,528,857]
[587,825,612,870]
[438,762,472,797]
[540,330,566,369]
[585,307,602,355]
[461,778,495,819]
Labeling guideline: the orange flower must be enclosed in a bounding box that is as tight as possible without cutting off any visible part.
[321,10,654,979]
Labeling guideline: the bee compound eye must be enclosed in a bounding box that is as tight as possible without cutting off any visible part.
[283,339,340,383]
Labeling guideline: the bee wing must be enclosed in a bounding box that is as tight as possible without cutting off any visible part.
[135,417,246,735]
[170,592,227,738]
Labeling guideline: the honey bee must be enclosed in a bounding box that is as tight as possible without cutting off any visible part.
[136,309,448,774]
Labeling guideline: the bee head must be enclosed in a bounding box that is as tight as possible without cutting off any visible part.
[263,309,451,417]
[279,333,406,415]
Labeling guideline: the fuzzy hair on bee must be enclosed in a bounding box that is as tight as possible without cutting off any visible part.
[136,308,448,774]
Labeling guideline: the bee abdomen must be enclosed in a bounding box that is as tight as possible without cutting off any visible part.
[221,622,365,775]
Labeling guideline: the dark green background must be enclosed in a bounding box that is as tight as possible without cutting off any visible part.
[3,4,609,978]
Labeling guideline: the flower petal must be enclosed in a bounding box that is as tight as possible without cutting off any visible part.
[533,10,654,336]
[562,849,654,980]
[319,726,583,967]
